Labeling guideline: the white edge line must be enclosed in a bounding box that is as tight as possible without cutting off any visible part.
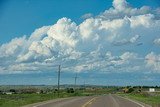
[116,95,145,107]
[28,97,70,107]
[31,96,87,107]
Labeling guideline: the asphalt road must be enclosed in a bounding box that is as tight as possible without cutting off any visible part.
[25,94,151,107]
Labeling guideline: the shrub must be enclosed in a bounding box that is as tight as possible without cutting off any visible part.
[66,88,74,93]
[127,88,134,93]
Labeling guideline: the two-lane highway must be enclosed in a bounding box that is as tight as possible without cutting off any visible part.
[86,94,148,107]
[24,94,151,107]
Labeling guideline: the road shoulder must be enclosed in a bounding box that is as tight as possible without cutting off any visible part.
[115,94,151,107]
[22,97,76,107]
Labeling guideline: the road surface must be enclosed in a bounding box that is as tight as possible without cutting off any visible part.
[24,94,151,107]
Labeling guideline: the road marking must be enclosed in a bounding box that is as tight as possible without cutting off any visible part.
[29,98,70,107]
[116,95,145,107]
[109,94,119,107]
[82,97,97,107]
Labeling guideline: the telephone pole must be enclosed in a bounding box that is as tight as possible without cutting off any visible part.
[74,73,78,92]
[83,81,85,93]
[57,65,61,97]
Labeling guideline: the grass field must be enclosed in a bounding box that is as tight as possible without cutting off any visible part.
[0,93,59,107]
[0,91,89,107]
[119,92,160,107]
[0,88,115,107]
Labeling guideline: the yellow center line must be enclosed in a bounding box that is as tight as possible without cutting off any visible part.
[82,97,97,107]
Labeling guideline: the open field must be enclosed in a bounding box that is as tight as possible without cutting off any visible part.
[0,93,57,107]
[0,92,87,107]
[0,86,116,107]
[119,92,160,107]
[1,85,160,107]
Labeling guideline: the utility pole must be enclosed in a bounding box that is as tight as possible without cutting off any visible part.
[57,65,61,97]
[74,73,78,92]
[83,81,85,93]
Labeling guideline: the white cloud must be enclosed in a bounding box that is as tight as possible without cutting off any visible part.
[0,0,160,74]
[120,52,137,61]
[81,13,93,19]
[154,38,160,45]
[113,0,129,11]
[130,35,140,43]
[145,52,160,71]
[0,36,27,58]
[112,35,140,46]
[47,18,79,48]
[29,26,50,41]
[79,18,101,40]
[64,51,140,73]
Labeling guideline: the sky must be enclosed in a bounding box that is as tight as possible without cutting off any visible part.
[0,0,160,86]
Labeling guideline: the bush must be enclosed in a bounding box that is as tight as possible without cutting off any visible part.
[0,90,2,94]
[123,87,134,93]
[10,89,16,93]
[66,88,74,93]
[127,88,134,93]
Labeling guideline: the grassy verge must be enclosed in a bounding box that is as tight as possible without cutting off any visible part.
[118,92,160,107]
[0,90,107,107]
[0,87,116,107]
[0,92,79,107]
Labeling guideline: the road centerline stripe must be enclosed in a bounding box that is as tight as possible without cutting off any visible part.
[82,97,97,107]
[109,94,120,107]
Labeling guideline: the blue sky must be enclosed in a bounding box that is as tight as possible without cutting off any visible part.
[0,0,110,44]
[0,0,160,44]
[0,0,160,86]
[1,72,160,86]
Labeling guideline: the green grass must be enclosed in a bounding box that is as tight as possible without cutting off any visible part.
[119,92,160,107]
[0,91,95,107]
[0,93,75,107]
[0,88,116,107]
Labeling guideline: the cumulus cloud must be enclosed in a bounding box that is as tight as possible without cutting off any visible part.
[145,52,160,71]
[112,35,140,46]
[154,38,160,45]
[81,13,93,19]
[0,36,27,58]
[66,51,139,73]
[113,0,129,11]
[0,0,160,74]
[29,26,50,41]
